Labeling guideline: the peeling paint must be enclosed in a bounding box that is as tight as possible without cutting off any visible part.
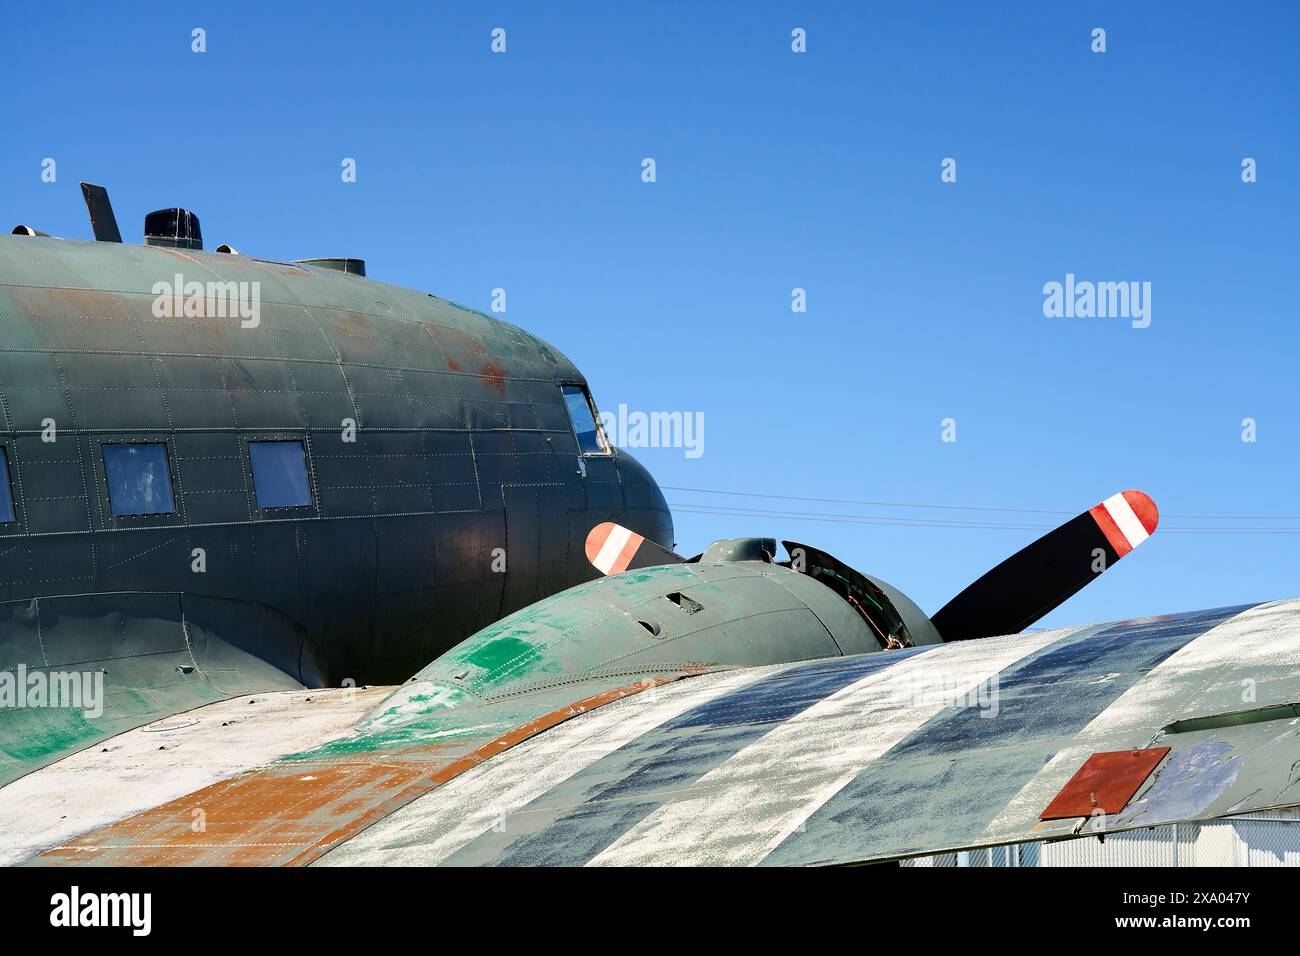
[1116,738,1241,827]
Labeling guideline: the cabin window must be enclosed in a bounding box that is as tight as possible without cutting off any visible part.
[103,443,176,516]
[561,385,610,455]
[249,440,312,509]
[0,447,14,523]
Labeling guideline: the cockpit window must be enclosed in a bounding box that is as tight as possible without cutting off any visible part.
[561,385,610,455]
[0,447,14,523]
[103,443,176,516]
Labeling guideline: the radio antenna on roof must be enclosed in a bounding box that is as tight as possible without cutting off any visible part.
[80,182,123,243]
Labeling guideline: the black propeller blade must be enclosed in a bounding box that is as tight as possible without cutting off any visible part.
[930,490,1159,641]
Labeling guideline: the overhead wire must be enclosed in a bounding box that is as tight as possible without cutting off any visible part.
[664,486,1300,535]
[662,485,1300,521]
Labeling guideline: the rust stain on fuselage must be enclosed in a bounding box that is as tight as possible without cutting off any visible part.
[426,323,487,357]
[4,284,129,321]
[31,676,678,867]
[479,361,506,394]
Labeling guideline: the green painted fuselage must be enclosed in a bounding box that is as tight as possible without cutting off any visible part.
[0,235,671,698]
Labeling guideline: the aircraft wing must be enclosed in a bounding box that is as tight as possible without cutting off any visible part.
[10,597,1300,866]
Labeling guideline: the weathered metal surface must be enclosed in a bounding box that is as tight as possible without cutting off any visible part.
[761,604,1254,865]
[316,666,783,867]
[0,236,673,681]
[325,600,1300,866]
[1040,748,1170,819]
[0,232,672,778]
[396,559,880,710]
[27,674,680,866]
[0,593,306,787]
[20,599,1300,866]
[0,684,391,865]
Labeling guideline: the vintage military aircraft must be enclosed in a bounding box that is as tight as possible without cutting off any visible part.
[0,185,671,786]
[2,188,1297,867]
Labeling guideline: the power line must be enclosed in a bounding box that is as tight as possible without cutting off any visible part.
[668,502,1300,535]
[669,503,1053,531]
[663,485,1300,522]
[664,486,1074,515]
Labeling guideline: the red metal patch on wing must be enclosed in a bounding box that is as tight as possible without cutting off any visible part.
[1040,747,1170,820]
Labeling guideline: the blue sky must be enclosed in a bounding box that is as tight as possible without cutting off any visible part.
[5,2,1298,627]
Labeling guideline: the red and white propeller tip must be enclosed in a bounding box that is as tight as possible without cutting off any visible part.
[585,522,647,576]
[1089,490,1159,558]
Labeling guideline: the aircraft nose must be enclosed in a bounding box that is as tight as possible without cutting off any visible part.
[615,448,675,552]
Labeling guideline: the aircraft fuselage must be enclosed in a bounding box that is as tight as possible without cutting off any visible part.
[0,236,672,688]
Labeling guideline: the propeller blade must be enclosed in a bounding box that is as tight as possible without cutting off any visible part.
[929,490,1159,641]
[585,522,683,576]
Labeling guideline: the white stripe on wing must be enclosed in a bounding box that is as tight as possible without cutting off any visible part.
[587,629,1071,866]
[983,600,1297,841]
[314,665,783,866]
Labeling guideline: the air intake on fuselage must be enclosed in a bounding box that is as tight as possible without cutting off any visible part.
[144,208,203,250]
[294,257,366,277]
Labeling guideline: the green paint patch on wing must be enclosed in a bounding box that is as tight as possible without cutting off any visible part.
[403,562,713,700]
[284,672,649,765]
[460,635,542,680]
[281,719,505,762]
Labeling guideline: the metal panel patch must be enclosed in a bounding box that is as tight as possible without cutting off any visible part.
[1040,747,1170,820]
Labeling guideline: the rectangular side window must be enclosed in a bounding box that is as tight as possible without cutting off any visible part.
[561,385,610,455]
[0,447,14,523]
[249,440,312,509]
[103,443,176,516]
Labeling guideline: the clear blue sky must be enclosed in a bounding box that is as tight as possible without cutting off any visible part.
[5,2,1297,627]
